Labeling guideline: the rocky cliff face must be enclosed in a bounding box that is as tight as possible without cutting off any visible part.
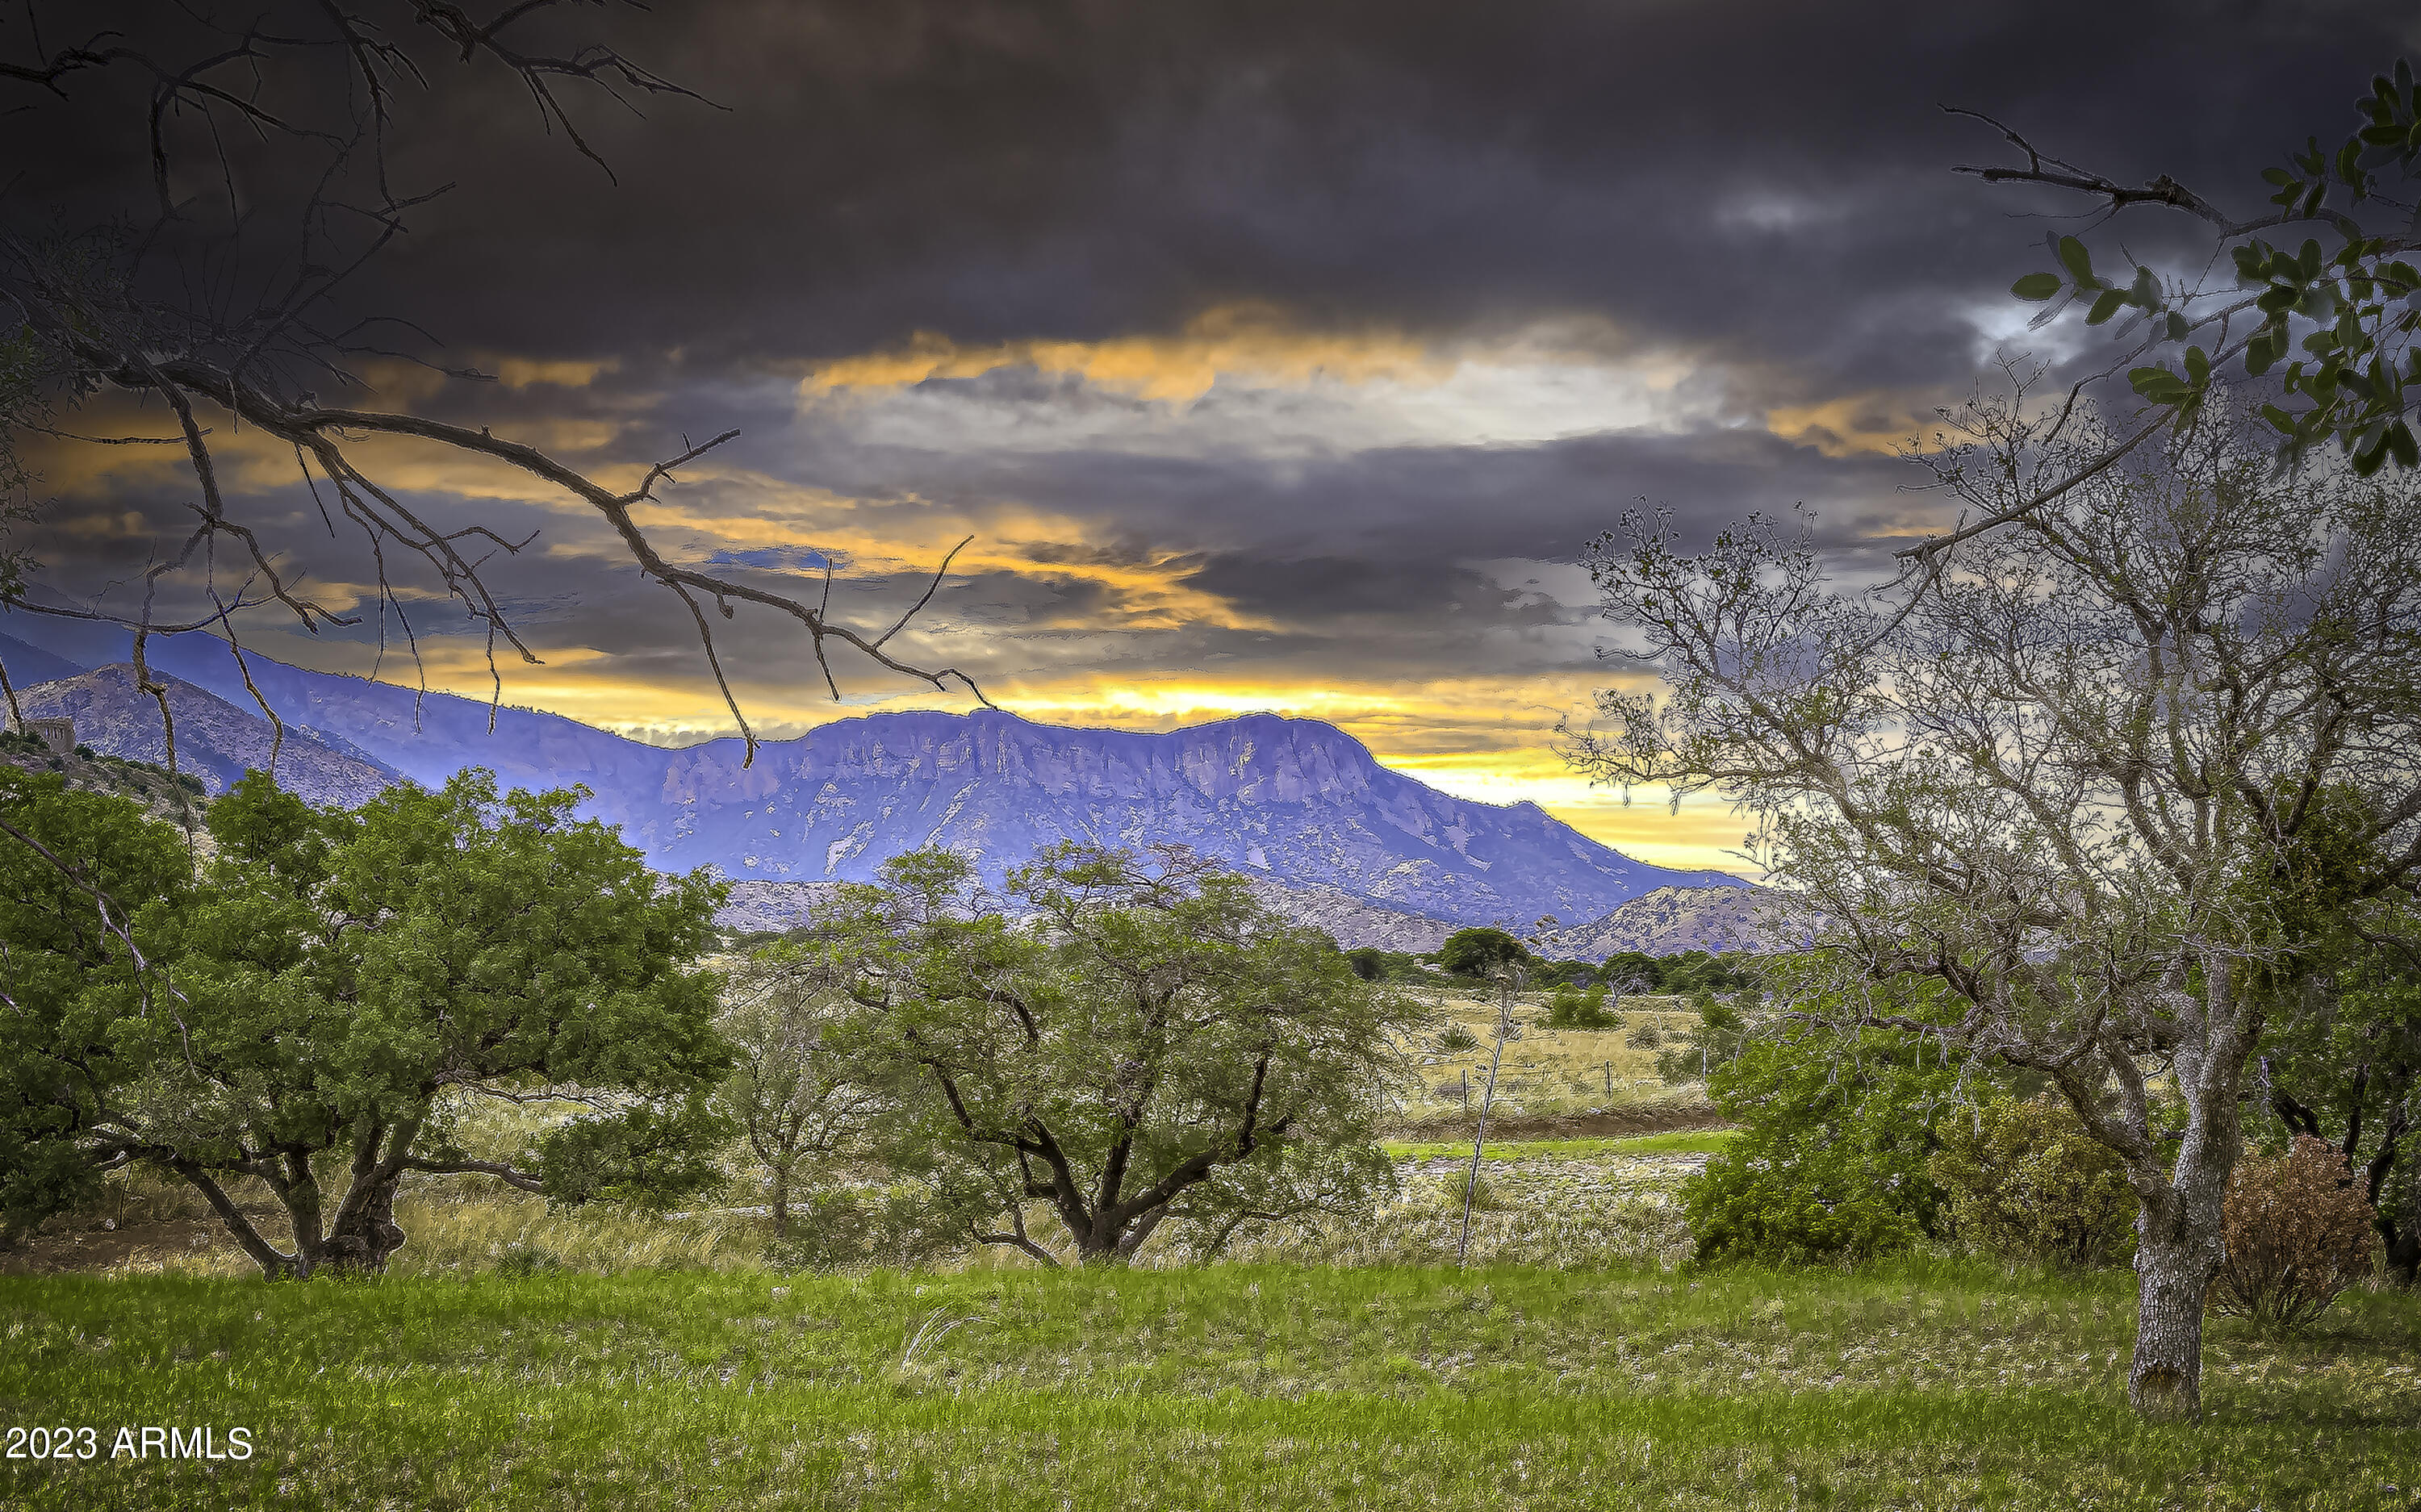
[19,665,398,808]
[8,628,1743,929]
[625,709,1738,929]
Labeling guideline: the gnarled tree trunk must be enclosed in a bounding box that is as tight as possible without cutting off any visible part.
[320,1175,408,1273]
[2127,1187,2227,1417]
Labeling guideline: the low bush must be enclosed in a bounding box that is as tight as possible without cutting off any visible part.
[764,1184,990,1272]
[1929,1096,2135,1268]
[1681,1026,1958,1267]
[2207,1136,2377,1330]
[1545,984,1617,1029]
[1624,1021,1663,1050]
[1654,995,1750,1084]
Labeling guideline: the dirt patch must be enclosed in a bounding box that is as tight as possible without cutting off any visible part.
[0,1216,246,1276]
[1386,1099,1729,1142]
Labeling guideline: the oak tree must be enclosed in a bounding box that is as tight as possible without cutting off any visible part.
[0,766,730,1275]
[792,844,1412,1265]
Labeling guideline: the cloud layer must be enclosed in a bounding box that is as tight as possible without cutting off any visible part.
[10,0,2411,871]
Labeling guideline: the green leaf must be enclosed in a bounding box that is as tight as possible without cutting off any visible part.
[2130,366,2186,402]
[2086,290,2126,325]
[2184,345,2211,384]
[2166,312,2190,342]
[2056,236,2095,284]
[2246,331,2280,378]
[2010,272,2063,302]
[2390,420,2419,470]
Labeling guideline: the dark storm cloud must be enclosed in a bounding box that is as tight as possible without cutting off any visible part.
[13,0,2421,825]
[21,0,2402,382]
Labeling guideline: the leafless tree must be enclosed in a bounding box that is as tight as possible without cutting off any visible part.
[0,2,985,788]
[1572,386,2421,1417]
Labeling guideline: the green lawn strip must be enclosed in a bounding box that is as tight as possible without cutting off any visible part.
[7,1371,2412,1510]
[4,1265,2417,1510]
[1385,1130,1739,1161]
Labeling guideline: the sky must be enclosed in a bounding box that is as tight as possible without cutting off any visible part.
[6,0,2416,872]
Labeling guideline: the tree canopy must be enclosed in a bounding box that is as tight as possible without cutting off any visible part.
[0,767,730,1274]
[1436,927,1528,978]
[789,843,1414,1265]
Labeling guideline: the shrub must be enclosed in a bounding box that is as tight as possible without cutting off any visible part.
[1681,1025,1959,1267]
[1930,1096,2135,1268]
[1544,984,1617,1029]
[1654,994,1750,1084]
[2207,1136,2376,1330]
[763,1186,970,1272]
[1624,1021,1663,1050]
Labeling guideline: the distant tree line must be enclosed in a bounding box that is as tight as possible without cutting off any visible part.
[1341,929,1759,996]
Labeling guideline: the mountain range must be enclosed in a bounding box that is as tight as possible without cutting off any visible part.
[1,624,1752,951]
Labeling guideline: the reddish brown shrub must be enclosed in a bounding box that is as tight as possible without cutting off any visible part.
[2206,1136,2377,1330]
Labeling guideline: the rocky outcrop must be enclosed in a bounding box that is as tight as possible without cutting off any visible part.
[18,664,399,808]
[1538,884,1822,961]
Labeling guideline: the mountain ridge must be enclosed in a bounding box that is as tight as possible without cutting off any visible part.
[0,623,1744,929]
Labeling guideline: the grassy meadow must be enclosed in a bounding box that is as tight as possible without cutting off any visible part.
[1402,991,1707,1126]
[7,986,2419,1509]
[6,1260,2419,1510]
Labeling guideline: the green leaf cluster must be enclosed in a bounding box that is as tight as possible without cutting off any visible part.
[2009,59,2421,471]
[0,767,730,1274]
[1681,1017,1968,1267]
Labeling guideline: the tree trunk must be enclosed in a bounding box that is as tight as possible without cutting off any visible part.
[769,1163,791,1239]
[2390,1157,2421,1289]
[321,1174,407,1274]
[2129,1234,2218,1417]
[2126,1171,2227,1418]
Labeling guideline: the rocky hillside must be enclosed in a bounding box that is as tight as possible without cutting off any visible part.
[18,665,399,808]
[714,875,1456,953]
[1539,884,1822,960]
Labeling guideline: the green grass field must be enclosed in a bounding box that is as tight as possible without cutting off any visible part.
[6,1260,2418,1510]
[1382,1130,1741,1162]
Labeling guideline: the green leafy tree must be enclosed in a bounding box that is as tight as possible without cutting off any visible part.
[1654,993,1751,1085]
[2247,789,2421,1284]
[1598,951,1661,995]
[1436,927,1528,978]
[798,843,1412,1265]
[713,967,880,1239]
[0,768,730,1276]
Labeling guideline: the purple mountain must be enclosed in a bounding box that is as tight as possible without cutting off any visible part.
[1,624,1741,928]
